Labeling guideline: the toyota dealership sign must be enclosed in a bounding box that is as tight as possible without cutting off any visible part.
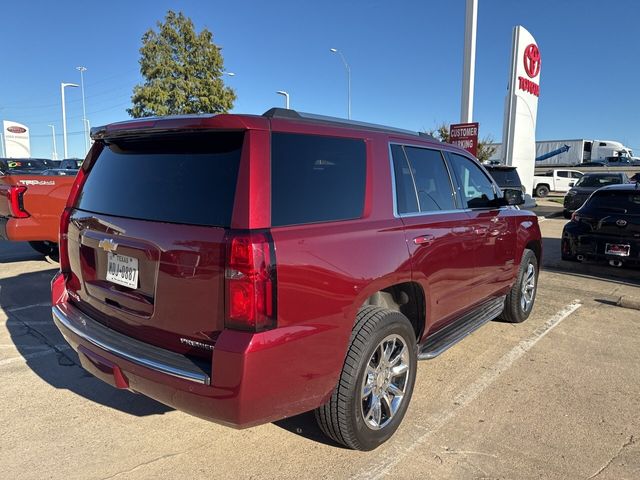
[519,43,541,97]
[2,120,31,158]
[501,26,541,195]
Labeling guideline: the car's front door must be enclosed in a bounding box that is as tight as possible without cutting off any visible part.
[445,152,516,301]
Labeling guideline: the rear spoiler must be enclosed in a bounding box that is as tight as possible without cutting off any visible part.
[91,114,267,141]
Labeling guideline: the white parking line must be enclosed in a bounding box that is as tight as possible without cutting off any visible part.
[0,345,71,367]
[5,302,51,313]
[4,321,53,326]
[353,300,582,480]
[0,344,57,349]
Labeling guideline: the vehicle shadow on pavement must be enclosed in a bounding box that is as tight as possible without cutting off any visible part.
[273,411,348,448]
[541,236,640,286]
[0,250,46,264]
[1,270,172,417]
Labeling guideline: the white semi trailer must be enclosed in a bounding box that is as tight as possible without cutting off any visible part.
[489,139,633,166]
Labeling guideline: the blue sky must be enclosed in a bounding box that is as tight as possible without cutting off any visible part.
[1,0,639,159]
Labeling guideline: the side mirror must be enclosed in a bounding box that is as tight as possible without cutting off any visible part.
[499,189,525,206]
[569,182,575,187]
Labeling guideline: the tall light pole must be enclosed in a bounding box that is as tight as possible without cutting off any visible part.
[330,48,351,119]
[460,0,478,123]
[276,90,290,109]
[76,66,89,154]
[47,124,58,160]
[60,82,79,158]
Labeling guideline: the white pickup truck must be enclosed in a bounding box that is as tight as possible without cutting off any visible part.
[532,169,583,197]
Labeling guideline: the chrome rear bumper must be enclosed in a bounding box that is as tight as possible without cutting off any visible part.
[52,302,211,385]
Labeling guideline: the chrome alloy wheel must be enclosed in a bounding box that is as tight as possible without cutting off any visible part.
[521,263,536,312]
[361,334,410,430]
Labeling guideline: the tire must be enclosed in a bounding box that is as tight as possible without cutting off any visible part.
[563,210,572,219]
[315,306,417,451]
[28,241,57,257]
[561,237,578,262]
[535,184,550,198]
[501,249,538,323]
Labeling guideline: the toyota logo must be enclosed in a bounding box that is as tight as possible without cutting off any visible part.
[616,219,628,227]
[523,44,541,78]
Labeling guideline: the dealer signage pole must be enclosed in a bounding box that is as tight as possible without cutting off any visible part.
[460,0,478,123]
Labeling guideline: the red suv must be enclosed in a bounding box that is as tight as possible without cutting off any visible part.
[52,109,541,450]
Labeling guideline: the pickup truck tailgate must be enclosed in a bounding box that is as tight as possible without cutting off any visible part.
[0,174,77,242]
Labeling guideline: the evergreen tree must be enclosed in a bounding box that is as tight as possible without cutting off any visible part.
[128,11,236,118]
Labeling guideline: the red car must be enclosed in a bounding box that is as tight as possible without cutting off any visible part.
[52,109,542,450]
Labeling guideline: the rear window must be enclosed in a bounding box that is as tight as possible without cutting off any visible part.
[575,175,621,188]
[587,190,640,213]
[486,168,522,188]
[271,133,366,227]
[76,132,243,227]
[0,158,50,173]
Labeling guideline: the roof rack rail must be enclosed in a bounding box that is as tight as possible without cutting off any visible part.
[262,108,438,141]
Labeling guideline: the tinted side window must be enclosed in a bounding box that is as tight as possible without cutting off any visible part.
[271,133,366,226]
[403,147,455,212]
[448,153,496,209]
[390,145,419,214]
[557,171,569,178]
[571,172,583,179]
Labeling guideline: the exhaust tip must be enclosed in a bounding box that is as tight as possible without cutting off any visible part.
[609,259,623,268]
[577,255,584,261]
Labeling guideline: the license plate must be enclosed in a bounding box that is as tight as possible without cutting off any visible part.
[605,243,630,257]
[106,252,139,288]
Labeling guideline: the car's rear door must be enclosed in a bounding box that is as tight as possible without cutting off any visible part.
[390,143,479,332]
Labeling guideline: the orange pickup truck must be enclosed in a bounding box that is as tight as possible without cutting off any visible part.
[0,172,76,256]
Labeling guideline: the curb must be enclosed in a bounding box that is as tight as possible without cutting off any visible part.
[617,296,640,311]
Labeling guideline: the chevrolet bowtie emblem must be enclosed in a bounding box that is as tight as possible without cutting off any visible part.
[98,238,118,253]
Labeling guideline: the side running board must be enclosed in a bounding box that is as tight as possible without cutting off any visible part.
[418,296,506,360]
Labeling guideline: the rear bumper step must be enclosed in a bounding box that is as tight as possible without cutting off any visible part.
[418,296,506,360]
[52,302,211,385]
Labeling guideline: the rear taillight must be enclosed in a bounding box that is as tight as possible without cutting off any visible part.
[8,186,29,218]
[224,231,277,332]
[59,167,87,274]
[571,212,593,224]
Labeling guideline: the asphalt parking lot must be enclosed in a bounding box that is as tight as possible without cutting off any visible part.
[1,215,639,479]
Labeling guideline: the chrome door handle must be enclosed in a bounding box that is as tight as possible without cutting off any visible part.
[413,235,434,246]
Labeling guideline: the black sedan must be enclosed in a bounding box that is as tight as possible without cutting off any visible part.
[563,172,629,218]
[562,184,640,267]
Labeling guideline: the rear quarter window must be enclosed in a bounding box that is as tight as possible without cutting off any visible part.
[271,132,366,227]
